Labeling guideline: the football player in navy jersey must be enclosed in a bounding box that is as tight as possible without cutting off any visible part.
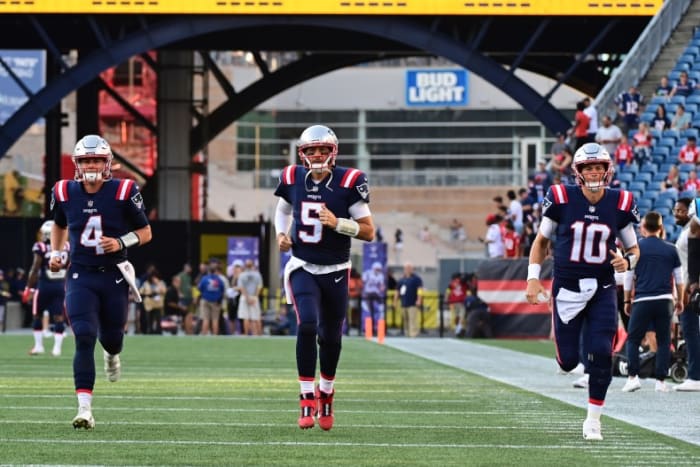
[24,220,69,357]
[48,134,152,430]
[525,143,640,441]
[274,125,375,430]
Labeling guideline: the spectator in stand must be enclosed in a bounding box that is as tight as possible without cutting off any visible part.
[595,115,623,155]
[655,76,673,98]
[506,189,524,235]
[615,85,644,134]
[632,121,653,166]
[572,100,591,151]
[651,104,671,132]
[583,97,598,146]
[550,146,573,181]
[550,132,569,160]
[614,135,634,170]
[669,71,697,99]
[684,170,699,195]
[678,136,700,165]
[660,164,681,195]
[479,214,504,258]
[670,104,692,131]
[502,220,521,258]
[530,159,552,204]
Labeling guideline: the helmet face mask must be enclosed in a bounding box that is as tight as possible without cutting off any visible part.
[72,135,113,182]
[297,125,338,173]
[572,143,614,192]
[40,220,54,242]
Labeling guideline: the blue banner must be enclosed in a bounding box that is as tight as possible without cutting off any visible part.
[0,50,45,124]
[227,236,259,269]
[406,69,468,107]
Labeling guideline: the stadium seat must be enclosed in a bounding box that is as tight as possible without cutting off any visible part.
[652,146,671,158]
[617,172,634,184]
[649,96,667,106]
[636,171,654,184]
[682,128,699,140]
[637,198,652,211]
[659,162,676,174]
[653,172,667,182]
[686,94,700,106]
[652,154,665,165]
[663,129,680,141]
[680,163,696,174]
[640,112,655,124]
[628,181,647,192]
[654,197,675,210]
[685,103,698,116]
[644,188,660,200]
[685,45,700,59]
[679,54,696,67]
[670,95,687,106]
[669,70,683,82]
[673,63,690,73]
[658,137,677,149]
[621,163,638,174]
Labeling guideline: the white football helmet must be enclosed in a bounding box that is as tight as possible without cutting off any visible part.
[72,134,113,182]
[39,220,54,242]
[572,143,615,192]
[297,125,338,173]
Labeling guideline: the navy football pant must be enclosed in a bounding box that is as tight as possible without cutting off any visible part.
[288,268,348,380]
[552,281,617,402]
[65,264,129,392]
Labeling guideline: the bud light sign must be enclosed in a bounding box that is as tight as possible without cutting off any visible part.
[406,69,468,107]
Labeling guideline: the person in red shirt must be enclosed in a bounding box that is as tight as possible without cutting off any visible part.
[632,122,652,165]
[573,100,591,150]
[503,220,521,258]
[683,170,699,195]
[678,136,699,165]
[614,135,634,170]
[446,273,468,336]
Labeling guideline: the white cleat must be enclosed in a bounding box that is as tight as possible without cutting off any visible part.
[104,351,121,382]
[51,348,61,357]
[573,374,589,389]
[582,418,603,441]
[29,347,45,356]
[43,330,53,338]
[674,379,700,392]
[72,405,95,430]
[622,376,641,393]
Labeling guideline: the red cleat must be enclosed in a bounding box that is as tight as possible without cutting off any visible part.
[316,386,335,431]
[298,393,316,429]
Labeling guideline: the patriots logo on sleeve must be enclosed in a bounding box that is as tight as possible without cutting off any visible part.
[356,183,369,200]
[131,192,144,210]
[631,204,641,223]
[541,197,552,215]
[50,191,55,211]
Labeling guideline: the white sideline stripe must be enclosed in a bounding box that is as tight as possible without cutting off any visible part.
[384,338,700,447]
[0,437,675,450]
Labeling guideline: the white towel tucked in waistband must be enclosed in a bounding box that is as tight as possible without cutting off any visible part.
[555,278,598,324]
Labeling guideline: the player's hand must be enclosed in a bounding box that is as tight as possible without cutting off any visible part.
[609,249,627,273]
[48,255,64,272]
[624,302,632,316]
[21,287,34,304]
[277,233,292,252]
[319,205,337,229]
[99,236,122,253]
[525,279,548,304]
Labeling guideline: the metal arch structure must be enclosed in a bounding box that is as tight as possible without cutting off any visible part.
[0,13,652,158]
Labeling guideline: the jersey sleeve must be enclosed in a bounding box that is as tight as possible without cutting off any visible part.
[31,241,46,256]
[120,180,149,229]
[273,165,296,203]
[540,184,567,223]
[50,180,69,228]
[340,169,370,205]
[616,190,641,227]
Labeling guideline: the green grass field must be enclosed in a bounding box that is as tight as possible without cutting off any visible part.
[1,335,698,466]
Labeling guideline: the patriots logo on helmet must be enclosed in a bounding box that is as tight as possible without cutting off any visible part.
[131,193,143,210]
[356,183,369,200]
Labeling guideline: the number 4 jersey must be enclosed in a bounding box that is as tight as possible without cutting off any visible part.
[274,165,370,265]
[51,179,149,267]
[540,184,640,284]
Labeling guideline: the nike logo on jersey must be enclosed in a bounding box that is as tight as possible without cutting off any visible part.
[602,283,613,289]
[334,276,343,283]
[116,278,124,284]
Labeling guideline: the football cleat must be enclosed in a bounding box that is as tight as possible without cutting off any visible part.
[316,386,335,431]
[582,418,603,441]
[655,380,670,393]
[621,376,641,392]
[72,405,95,430]
[29,347,45,356]
[572,374,589,389]
[51,348,61,357]
[104,351,121,382]
[298,393,316,429]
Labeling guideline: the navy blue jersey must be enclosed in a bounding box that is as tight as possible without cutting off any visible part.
[634,236,681,300]
[274,164,370,265]
[51,179,149,267]
[541,184,639,285]
[32,240,69,285]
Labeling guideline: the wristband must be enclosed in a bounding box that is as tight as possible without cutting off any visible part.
[527,264,541,281]
[335,218,360,237]
[119,231,140,249]
[49,250,62,260]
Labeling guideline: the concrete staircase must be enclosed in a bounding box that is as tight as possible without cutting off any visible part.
[639,0,700,100]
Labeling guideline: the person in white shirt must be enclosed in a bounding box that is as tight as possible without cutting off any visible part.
[595,115,622,156]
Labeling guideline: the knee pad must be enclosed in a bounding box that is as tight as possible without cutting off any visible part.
[32,318,43,331]
[54,321,65,334]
